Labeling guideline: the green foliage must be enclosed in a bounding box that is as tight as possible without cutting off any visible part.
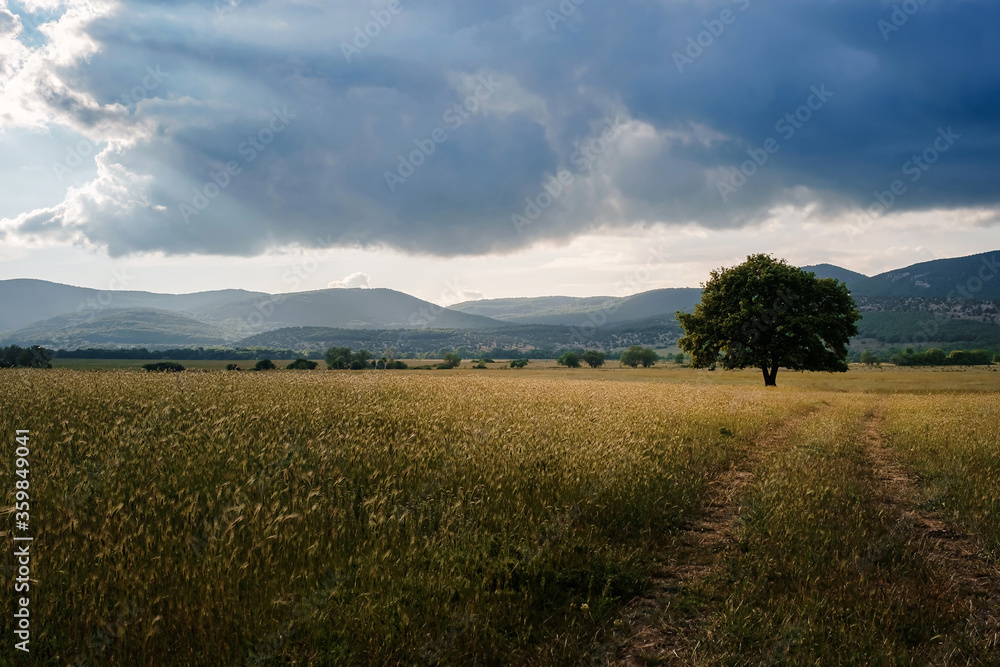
[677,254,860,386]
[582,350,606,368]
[440,352,461,369]
[674,353,685,365]
[57,347,307,362]
[890,348,992,366]
[620,346,657,368]
[947,349,993,365]
[142,362,185,373]
[859,350,880,367]
[254,359,277,371]
[350,350,373,370]
[286,359,319,370]
[324,347,375,370]
[557,351,581,368]
[855,310,1000,346]
[325,347,353,370]
[0,344,53,368]
[225,364,241,371]
[509,358,529,369]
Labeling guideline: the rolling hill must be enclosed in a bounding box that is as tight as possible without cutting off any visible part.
[802,264,869,286]
[2,309,238,348]
[450,288,703,326]
[2,250,997,351]
[0,279,266,333]
[849,251,1000,300]
[205,288,503,331]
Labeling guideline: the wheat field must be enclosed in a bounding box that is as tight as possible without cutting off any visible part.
[1,367,998,664]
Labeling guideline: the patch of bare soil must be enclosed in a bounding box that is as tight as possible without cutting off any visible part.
[863,407,1000,661]
[612,405,827,666]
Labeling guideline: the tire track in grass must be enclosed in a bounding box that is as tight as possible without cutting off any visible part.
[864,407,1000,661]
[613,402,830,666]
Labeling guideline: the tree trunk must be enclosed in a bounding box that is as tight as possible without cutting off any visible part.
[762,364,779,387]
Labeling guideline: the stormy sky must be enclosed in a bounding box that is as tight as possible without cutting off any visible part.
[1,0,998,301]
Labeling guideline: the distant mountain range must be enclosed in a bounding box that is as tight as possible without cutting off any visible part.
[449,289,703,326]
[1,250,997,352]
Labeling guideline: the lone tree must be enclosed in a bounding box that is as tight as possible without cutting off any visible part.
[582,350,606,368]
[557,351,581,368]
[254,359,277,371]
[677,254,859,387]
[859,350,880,367]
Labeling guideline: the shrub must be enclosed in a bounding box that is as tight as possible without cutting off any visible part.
[325,347,353,370]
[947,349,992,366]
[254,359,276,371]
[286,359,319,370]
[225,364,242,371]
[557,352,581,368]
[620,346,658,368]
[510,359,529,369]
[350,351,373,370]
[142,362,185,373]
[0,345,53,369]
[859,351,880,367]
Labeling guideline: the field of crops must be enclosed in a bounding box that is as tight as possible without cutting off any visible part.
[1,367,998,664]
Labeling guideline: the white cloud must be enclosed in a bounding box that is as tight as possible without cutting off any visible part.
[328,272,371,289]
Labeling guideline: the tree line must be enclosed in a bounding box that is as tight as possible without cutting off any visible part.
[0,345,53,369]
[860,348,997,367]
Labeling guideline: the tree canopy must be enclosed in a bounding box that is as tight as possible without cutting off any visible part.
[677,254,860,386]
[582,350,606,368]
[620,346,658,368]
[0,345,53,369]
[557,351,581,368]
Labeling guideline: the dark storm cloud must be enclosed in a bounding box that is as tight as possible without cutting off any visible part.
[10,0,1000,256]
